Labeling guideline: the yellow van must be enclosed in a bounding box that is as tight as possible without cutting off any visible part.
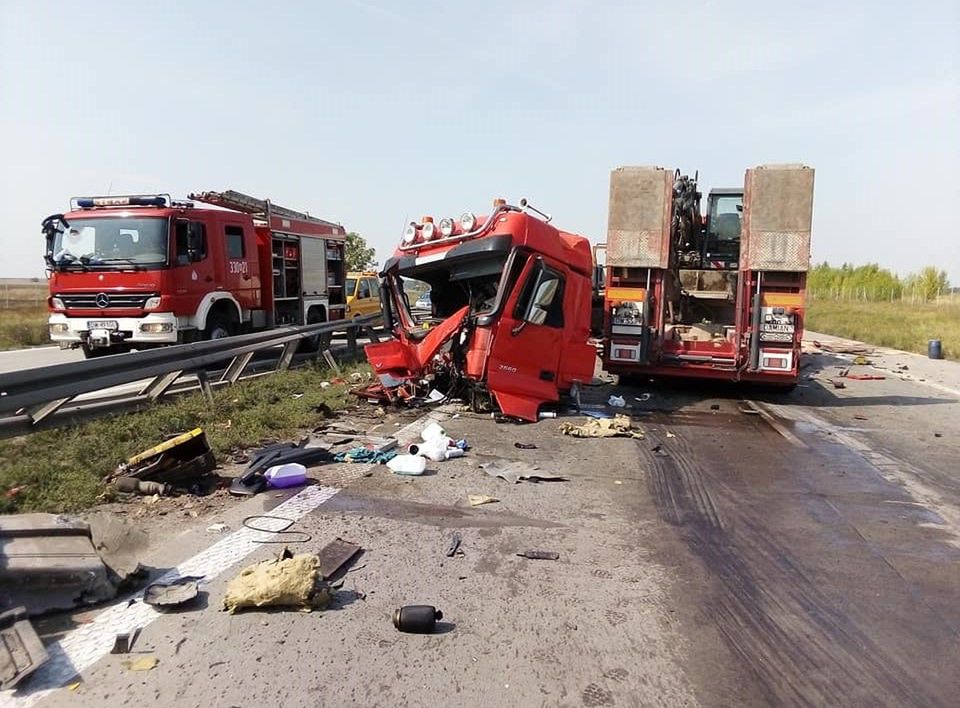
[345,272,382,318]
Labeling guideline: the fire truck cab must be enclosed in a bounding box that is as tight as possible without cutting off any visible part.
[363,201,597,421]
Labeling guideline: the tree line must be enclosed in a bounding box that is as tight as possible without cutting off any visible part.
[808,262,951,302]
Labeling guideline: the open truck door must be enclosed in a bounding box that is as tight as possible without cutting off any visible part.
[486,255,566,421]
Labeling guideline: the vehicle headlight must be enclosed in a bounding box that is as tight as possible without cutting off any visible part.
[49,323,69,334]
[459,212,477,231]
[50,297,65,310]
[439,217,455,237]
[402,222,418,244]
[144,296,161,310]
[421,221,436,241]
[140,322,174,333]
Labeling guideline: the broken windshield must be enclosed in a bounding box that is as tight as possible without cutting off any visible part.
[52,217,169,270]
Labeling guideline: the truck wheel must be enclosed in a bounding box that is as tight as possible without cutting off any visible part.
[300,309,330,353]
[204,317,232,341]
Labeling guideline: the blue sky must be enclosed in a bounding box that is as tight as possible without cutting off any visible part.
[2,0,958,281]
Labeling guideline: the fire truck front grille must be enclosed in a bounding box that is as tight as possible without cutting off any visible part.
[59,293,155,310]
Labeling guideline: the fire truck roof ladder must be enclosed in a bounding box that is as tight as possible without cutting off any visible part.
[188,190,340,229]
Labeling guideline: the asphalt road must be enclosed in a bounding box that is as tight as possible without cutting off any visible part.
[0,345,81,374]
[5,334,959,707]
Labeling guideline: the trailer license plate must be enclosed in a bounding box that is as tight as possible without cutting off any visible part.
[88,320,118,330]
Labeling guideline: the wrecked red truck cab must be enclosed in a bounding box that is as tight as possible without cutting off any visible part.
[363,202,597,421]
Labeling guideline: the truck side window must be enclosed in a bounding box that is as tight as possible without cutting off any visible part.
[368,279,380,297]
[175,221,207,264]
[225,225,245,259]
[514,263,565,328]
[358,280,371,298]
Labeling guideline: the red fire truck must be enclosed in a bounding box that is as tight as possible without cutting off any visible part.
[43,190,347,357]
[362,200,597,421]
[601,164,814,389]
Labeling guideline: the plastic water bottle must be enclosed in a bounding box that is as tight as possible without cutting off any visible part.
[264,463,307,489]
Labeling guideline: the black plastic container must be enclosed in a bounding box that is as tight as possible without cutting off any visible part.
[928,339,943,360]
[393,605,442,633]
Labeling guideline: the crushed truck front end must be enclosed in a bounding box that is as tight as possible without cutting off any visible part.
[362,202,596,421]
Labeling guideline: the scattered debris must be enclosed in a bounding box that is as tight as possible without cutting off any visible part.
[665,431,676,438]
[393,605,443,634]
[813,341,874,355]
[479,459,568,484]
[111,631,137,654]
[845,374,885,381]
[514,442,538,450]
[852,355,871,366]
[113,428,217,493]
[0,607,48,690]
[830,379,847,389]
[206,523,229,533]
[445,532,462,558]
[223,549,332,613]
[264,463,307,489]
[559,415,644,439]
[123,656,158,672]
[230,441,334,497]
[242,515,312,544]
[709,404,720,411]
[607,395,626,408]
[635,393,652,402]
[516,550,560,561]
[334,448,397,465]
[934,432,943,438]
[113,478,170,496]
[0,513,145,616]
[468,495,499,506]
[853,414,869,421]
[318,538,363,579]
[387,454,427,475]
[144,577,201,608]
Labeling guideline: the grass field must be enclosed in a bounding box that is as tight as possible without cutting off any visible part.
[806,298,959,360]
[0,362,369,514]
[0,280,49,349]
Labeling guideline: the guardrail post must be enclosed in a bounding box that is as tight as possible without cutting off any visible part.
[221,352,255,384]
[277,341,298,371]
[140,370,184,401]
[196,371,215,406]
[346,326,358,355]
[322,349,341,375]
[363,326,381,344]
[29,397,72,425]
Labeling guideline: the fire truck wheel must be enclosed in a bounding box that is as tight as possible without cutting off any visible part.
[204,317,232,341]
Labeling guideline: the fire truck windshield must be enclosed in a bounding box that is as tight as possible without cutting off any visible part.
[52,217,168,269]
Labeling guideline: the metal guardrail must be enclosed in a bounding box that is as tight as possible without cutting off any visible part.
[0,314,383,425]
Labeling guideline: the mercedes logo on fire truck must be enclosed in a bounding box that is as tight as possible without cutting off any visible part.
[95,293,110,309]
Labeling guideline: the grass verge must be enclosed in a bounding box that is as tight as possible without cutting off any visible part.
[806,298,959,360]
[0,361,371,514]
[0,307,48,349]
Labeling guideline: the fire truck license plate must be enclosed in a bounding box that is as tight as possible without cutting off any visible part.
[88,320,118,330]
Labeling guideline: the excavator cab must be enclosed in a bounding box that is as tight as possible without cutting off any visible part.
[703,188,743,268]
